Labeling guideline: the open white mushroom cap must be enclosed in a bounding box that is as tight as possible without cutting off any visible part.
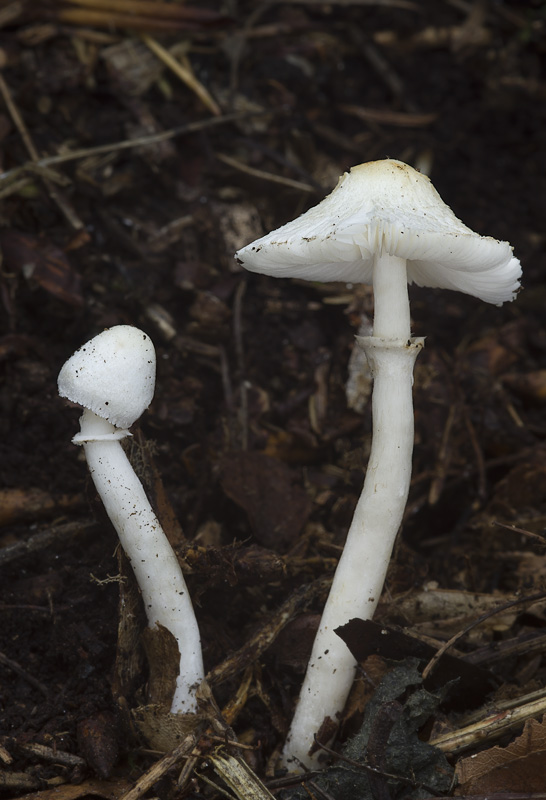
[58,325,156,429]
[235,159,521,305]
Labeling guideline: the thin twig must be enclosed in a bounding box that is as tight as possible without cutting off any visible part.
[207,579,330,686]
[1,739,86,767]
[339,104,436,127]
[57,8,213,32]
[493,520,546,545]
[0,520,97,567]
[428,403,458,505]
[0,651,49,697]
[0,73,37,159]
[0,72,84,229]
[422,590,546,681]
[431,692,546,755]
[0,112,264,184]
[142,34,221,116]
[216,152,316,192]
[0,176,32,199]
[462,403,487,501]
[64,0,225,21]
[119,732,200,800]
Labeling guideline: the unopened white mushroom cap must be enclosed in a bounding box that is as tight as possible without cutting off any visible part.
[236,159,521,305]
[58,325,156,429]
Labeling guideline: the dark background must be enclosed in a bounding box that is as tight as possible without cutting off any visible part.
[1,1,545,794]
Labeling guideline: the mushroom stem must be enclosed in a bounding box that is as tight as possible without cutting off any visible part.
[282,335,423,769]
[76,407,204,714]
[372,252,411,340]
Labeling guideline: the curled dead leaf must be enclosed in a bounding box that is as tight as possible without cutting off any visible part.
[457,715,546,793]
[0,229,83,307]
[220,451,312,550]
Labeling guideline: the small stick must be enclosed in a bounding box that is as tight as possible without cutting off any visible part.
[0,112,261,182]
[142,34,221,116]
[120,732,200,800]
[339,104,436,127]
[207,579,330,686]
[428,402,458,505]
[0,520,97,567]
[0,176,32,199]
[0,72,36,159]
[64,0,225,22]
[494,520,546,545]
[206,753,276,800]
[431,692,546,755]
[0,651,49,697]
[462,403,487,501]
[0,73,84,229]
[216,153,316,192]
[57,8,207,32]
[422,589,546,680]
[1,739,86,767]
[467,629,546,667]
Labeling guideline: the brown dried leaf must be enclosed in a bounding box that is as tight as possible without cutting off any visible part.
[0,229,83,307]
[131,704,201,752]
[141,624,180,708]
[268,613,320,673]
[456,716,546,793]
[77,711,119,779]
[220,452,312,550]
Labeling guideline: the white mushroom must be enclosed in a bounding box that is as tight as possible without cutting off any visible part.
[58,325,204,714]
[235,159,521,769]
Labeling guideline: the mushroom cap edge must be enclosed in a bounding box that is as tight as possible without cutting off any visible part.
[235,159,522,305]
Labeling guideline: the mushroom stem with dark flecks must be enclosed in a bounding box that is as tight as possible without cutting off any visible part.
[235,159,521,769]
[58,325,204,714]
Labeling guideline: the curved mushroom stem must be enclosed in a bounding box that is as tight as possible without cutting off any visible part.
[282,335,424,769]
[76,408,204,714]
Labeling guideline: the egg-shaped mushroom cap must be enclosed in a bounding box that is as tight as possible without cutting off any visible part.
[235,159,521,305]
[58,325,156,429]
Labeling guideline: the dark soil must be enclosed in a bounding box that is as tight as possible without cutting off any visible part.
[1,1,546,797]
